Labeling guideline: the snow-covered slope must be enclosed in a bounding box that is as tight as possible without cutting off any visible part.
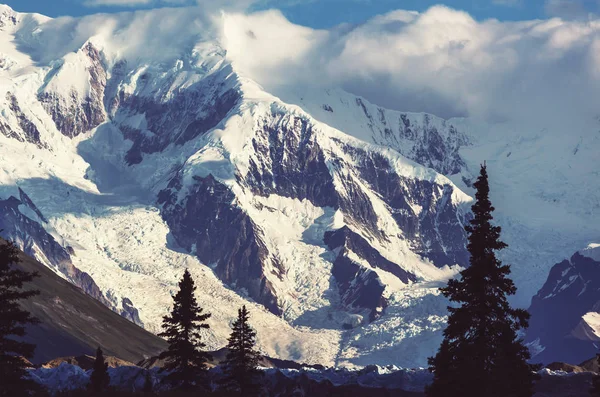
[0,4,598,368]
[276,85,600,307]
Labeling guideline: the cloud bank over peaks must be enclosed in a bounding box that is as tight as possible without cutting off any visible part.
[220,5,600,126]
[15,3,600,127]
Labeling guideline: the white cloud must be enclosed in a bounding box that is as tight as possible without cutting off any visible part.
[220,5,600,125]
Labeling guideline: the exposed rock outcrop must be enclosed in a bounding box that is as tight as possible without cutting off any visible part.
[0,93,46,147]
[159,173,281,315]
[39,43,107,138]
[107,65,240,165]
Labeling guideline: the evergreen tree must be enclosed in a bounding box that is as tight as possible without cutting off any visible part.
[221,305,263,396]
[88,347,110,393]
[591,353,600,396]
[0,240,41,397]
[427,164,539,397]
[159,269,212,390]
[142,369,154,395]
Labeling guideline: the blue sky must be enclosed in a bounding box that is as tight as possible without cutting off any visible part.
[5,0,600,27]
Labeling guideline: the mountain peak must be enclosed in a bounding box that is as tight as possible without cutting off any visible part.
[0,4,17,28]
[0,3,14,13]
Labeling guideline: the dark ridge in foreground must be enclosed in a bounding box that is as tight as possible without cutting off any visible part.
[11,241,167,364]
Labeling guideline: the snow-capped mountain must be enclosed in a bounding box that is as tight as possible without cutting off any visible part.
[0,4,598,367]
[526,244,600,365]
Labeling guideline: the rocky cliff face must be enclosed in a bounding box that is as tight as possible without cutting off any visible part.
[109,65,240,165]
[39,43,107,139]
[159,173,281,315]
[325,226,416,320]
[156,102,470,320]
[1,93,45,148]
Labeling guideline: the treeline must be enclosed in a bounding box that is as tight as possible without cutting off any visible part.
[0,245,262,396]
[79,270,263,396]
[1,165,599,397]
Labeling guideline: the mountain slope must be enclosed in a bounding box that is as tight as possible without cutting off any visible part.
[8,239,167,364]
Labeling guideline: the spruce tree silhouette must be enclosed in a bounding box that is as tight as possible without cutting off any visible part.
[427,164,539,397]
[591,353,600,396]
[158,269,212,390]
[0,240,41,397]
[88,347,110,393]
[142,369,154,395]
[221,305,263,396]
